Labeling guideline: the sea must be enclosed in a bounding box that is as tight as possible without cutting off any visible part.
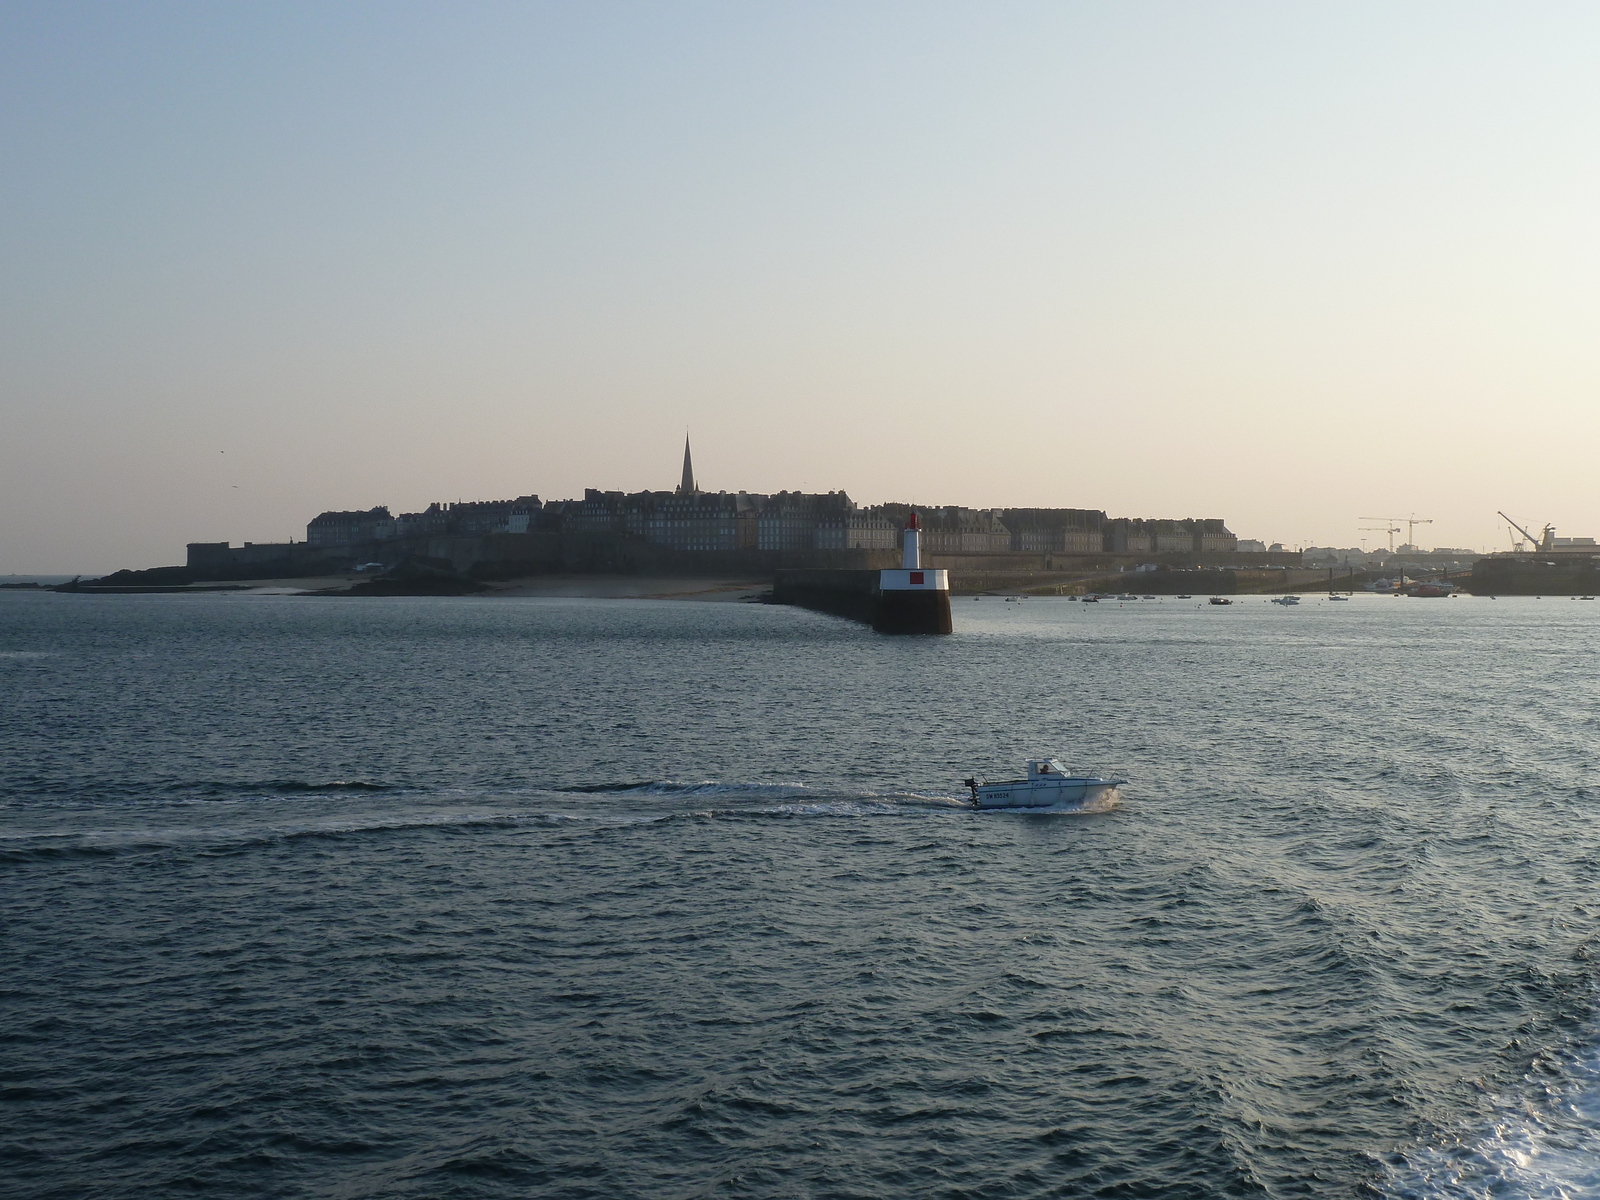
[4,589,1600,1199]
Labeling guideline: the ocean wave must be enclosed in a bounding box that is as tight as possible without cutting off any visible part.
[173,778,397,795]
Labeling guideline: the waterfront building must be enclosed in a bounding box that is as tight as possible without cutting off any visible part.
[757,491,856,551]
[1104,517,1237,556]
[871,504,1013,554]
[813,511,897,550]
[306,506,396,545]
[1002,508,1107,554]
[625,491,750,552]
[309,498,548,543]
[922,508,1011,554]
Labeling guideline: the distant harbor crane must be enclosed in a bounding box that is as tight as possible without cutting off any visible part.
[1360,514,1434,550]
[1497,511,1554,553]
[1360,523,1400,553]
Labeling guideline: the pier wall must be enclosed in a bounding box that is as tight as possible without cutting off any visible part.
[772,569,952,634]
[1468,557,1600,595]
[182,535,899,583]
[771,569,881,624]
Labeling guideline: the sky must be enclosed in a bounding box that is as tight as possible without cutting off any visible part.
[4,1,1599,572]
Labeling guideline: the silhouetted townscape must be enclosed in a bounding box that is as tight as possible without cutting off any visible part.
[58,438,1573,599]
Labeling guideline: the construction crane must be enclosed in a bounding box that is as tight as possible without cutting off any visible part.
[1497,511,1553,553]
[1360,515,1434,550]
[1360,524,1400,553]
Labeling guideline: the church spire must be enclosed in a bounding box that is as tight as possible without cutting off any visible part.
[676,433,697,495]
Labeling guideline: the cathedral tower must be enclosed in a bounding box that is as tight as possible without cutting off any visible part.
[676,435,697,495]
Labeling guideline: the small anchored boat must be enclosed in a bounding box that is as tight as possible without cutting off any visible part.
[963,760,1125,810]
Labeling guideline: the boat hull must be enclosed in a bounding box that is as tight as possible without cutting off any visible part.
[972,778,1122,810]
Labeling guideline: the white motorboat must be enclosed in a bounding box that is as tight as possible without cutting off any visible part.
[963,760,1125,810]
[1270,595,1300,605]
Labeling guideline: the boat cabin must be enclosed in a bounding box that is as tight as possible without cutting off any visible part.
[1027,760,1071,779]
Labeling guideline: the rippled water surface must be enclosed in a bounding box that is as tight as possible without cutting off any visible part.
[5,591,1600,1198]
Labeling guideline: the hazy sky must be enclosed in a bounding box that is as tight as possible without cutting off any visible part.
[4,1,1599,571]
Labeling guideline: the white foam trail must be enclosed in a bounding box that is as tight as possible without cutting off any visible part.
[1381,1044,1600,1199]
[616,780,815,798]
[1,806,672,853]
[979,791,1123,815]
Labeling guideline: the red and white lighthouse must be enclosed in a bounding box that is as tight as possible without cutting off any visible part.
[874,511,953,633]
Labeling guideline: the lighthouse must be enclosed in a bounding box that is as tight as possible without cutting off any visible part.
[873,512,953,634]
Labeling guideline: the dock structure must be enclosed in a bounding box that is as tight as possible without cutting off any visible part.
[773,512,953,634]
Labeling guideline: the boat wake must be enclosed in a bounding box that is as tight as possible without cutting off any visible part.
[0,770,1127,864]
[0,783,997,862]
[553,780,975,813]
[1379,1034,1600,1199]
[557,779,819,799]
[0,805,674,862]
[979,790,1123,815]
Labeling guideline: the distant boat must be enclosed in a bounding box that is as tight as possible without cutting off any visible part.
[1327,594,1350,601]
[1271,595,1300,606]
[1176,594,1191,599]
[964,759,1124,810]
[1209,597,1232,605]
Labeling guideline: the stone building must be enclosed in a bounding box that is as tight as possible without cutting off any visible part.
[306,506,396,545]
[870,504,1012,554]
[813,511,897,550]
[1103,517,1237,555]
[1001,508,1107,554]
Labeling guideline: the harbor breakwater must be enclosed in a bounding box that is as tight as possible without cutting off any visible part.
[772,569,954,634]
[1468,556,1600,595]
